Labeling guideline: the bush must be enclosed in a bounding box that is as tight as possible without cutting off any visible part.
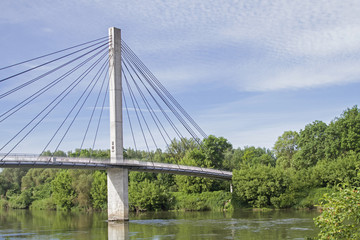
[172,191,231,211]
[30,197,56,210]
[233,165,290,208]
[129,179,171,212]
[8,189,32,209]
[314,187,360,239]
[51,170,76,210]
[0,199,9,209]
[312,152,360,188]
[90,171,107,210]
[172,192,209,211]
[297,188,334,209]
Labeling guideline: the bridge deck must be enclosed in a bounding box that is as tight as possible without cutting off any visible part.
[0,155,232,180]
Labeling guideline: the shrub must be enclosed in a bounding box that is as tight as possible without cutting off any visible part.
[314,187,360,239]
[172,191,231,211]
[8,189,32,209]
[30,197,56,210]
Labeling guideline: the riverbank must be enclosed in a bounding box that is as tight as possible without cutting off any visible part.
[0,187,332,213]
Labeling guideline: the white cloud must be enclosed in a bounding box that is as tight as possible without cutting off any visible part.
[237,60,360,92]
[3,0,360,93]
[124,0,360,92]
[42,28,54,33]
[2,0,360,154]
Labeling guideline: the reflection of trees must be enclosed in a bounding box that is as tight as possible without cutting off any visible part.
[0,209,320,239]
[0,209,107,239]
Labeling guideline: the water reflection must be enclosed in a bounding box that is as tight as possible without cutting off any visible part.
[0,209,108,239]
[108,221,129,240]
[0,209,320,239]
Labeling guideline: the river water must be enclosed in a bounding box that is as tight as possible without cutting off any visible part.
[0,209,320,239]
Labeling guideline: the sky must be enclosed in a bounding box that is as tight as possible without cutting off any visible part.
[1,0,360,153]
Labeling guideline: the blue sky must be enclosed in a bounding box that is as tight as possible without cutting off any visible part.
[1,0,360,153]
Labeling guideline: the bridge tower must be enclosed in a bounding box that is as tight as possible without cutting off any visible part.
[107,27,128,221]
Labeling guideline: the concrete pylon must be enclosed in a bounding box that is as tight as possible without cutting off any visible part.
[107,27,129,221]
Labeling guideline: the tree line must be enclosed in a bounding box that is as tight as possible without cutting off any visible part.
[0,106,359,214]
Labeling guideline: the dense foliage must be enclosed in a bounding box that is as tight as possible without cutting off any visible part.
[314,187,360,239]
[0,106,360,219]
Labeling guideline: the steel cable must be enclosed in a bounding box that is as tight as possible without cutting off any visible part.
[123,69,154,163]
[41,52,109,155]
[0,36,107,71]
[0,45,109,122]
[78,60,109,154]
[0,39,108,83]
[122,45,202,145]
[122,59,168,149]
[0,50,108,160]
[122,41,207,139]
[121,47,184,141]
[51,55,109,155]
[0,42,109,99]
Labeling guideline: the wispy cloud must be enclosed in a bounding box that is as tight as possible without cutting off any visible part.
[119,0,360,92]
[1,0,360,152]
[235,60,360,92]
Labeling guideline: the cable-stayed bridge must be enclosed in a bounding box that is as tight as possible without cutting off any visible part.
[0,27,232,221]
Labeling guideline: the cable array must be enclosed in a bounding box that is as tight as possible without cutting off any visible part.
[121,41,207,163]
[0,37,208,167]
[0,37,110,160]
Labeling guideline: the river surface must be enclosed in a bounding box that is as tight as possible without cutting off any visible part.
[0,209,320,239]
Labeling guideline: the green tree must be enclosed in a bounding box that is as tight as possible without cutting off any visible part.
[7,189,32,209]
[51,170,76,210]
[223,148,243,170]
[325,106,360,159]
[67,148,110,159]
[242,146,275,167]
[41,150,67,157]
[157,173,176,192]
[90,171,107,210]
[21,168,58,190]
[312,151,360,188]
[202,135,232,169]
[315,187,360,239]
[166,138,198,163]
[129,179,170,211]
[292,120,327,169]
[21,168,58,204]
[175,148,213,193]
[0,174,12,197]
[124,148,146,160]
[70,170,93,209]
[0,168,28,196]
[273,131,299,169]
[233,165,290,208]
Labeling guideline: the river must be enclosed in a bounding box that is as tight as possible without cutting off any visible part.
[0,209,320,239]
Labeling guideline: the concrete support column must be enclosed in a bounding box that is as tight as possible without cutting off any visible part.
[107,27,129,221]
[108,168,128,221]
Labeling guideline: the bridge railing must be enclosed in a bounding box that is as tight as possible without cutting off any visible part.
[1,154,226,172]
[0,154,107,162]
[0,154,232,180]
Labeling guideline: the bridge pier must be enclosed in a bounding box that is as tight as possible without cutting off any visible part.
[107,27,129,221]
[107,168,128,221]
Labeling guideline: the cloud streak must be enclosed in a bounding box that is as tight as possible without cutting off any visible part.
[1,0,360,152]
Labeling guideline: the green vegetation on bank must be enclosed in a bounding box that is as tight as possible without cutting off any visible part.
[0,106,360,217]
